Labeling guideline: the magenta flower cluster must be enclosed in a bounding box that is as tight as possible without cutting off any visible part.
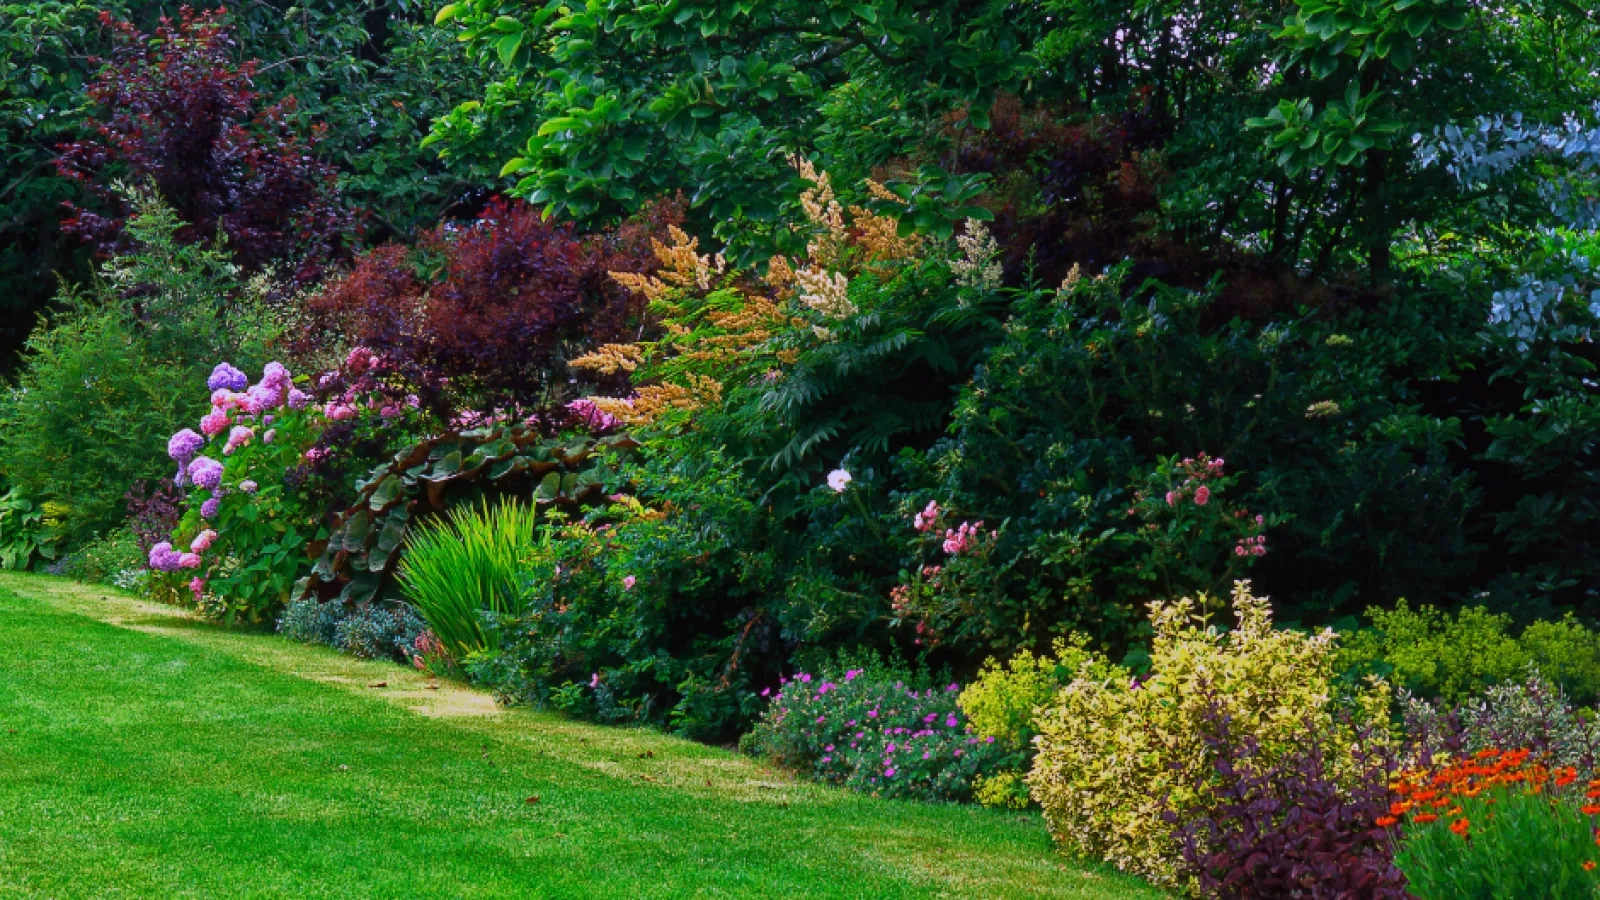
[747,668,1010,803]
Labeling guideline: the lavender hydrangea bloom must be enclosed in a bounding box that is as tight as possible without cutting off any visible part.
[167,428,205,461]
[148,542,182,572]
[200,497,221,519]
[239,479,259,494]
[207,363,249,392]
[247,383,283,411]
[286,388,311,410]
[261,361,291,389]
[188,456,224,491]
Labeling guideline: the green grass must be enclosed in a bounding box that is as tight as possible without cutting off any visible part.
[0,573,1163,899]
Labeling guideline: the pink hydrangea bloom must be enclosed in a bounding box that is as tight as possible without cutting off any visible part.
[200,411,230,436]
[566,398,618,433]
[178,552,201,569]
[260,362,291,389]
[190,530,217,553]
[325,403,356,421]
[224,425,254,455]
[623,575,637,590]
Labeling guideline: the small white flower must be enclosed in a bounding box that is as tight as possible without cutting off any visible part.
[827,469,852,492]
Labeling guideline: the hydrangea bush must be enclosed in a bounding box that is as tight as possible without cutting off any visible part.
[741,664,1011,803]
[148,360,325,620]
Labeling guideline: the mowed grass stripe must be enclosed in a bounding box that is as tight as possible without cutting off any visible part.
[0,575,1162,899]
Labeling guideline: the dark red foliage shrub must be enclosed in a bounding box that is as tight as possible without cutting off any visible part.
[56,8,354,281]
[124,480,184,553]
[1171,703,1411,899]
[303,197,678,417]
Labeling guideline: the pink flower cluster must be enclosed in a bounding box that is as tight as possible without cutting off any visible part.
[1236,535,1268,557]
[912,500,940,533]
[1165,454,1225,506]
[942,520,984,555]
[147,541,201,572]
[224,425,254,455]
[566,397,618,433]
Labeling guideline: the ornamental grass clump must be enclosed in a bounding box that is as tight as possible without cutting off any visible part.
[397,498,540,659]
[1027,580,1390,888]
[742,663,1010,803]
[1387,749,1600,899]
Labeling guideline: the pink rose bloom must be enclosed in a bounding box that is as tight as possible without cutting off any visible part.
[200,411,230,436]
[1194,486,1211,506]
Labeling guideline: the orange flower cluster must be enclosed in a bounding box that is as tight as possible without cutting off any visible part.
[1377,748,1597,851]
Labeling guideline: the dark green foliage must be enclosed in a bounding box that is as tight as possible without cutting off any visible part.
[57,527,143,584]
[434,0,1035,239]
[296,424,636,608]
[0,300,203,543]
[0,487,64,570]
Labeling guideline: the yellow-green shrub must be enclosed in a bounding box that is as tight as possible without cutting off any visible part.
[958,634,1105,748]
[1027,581,1389,889]
[1339,601,1600,705]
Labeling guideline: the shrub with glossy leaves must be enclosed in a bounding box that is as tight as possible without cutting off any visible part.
[1027,581,1391,888]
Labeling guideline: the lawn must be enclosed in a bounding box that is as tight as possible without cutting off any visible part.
[0,573,1162,899]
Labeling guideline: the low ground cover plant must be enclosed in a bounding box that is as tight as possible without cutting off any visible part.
[741,660,1011,803]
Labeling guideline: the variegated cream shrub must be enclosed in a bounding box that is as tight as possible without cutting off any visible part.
[1026,581,1390,889]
